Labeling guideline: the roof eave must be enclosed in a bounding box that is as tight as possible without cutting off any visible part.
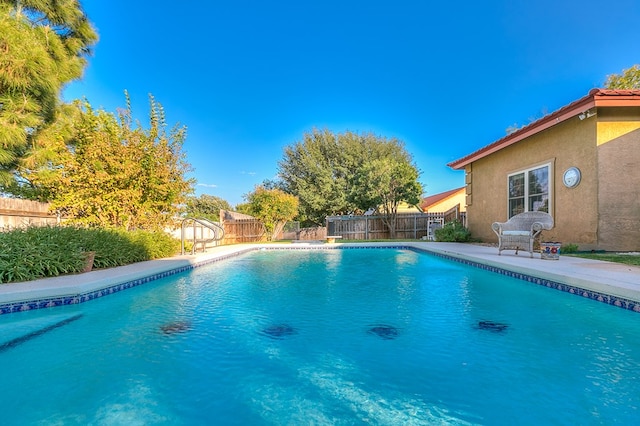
[448,89,640,171]
[447,94,596,170]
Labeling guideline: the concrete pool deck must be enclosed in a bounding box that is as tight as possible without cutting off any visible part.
[1,242,639,313]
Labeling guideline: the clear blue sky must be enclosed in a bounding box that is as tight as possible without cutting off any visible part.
[63,0,640,207]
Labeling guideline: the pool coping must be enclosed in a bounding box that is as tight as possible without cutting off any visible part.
[1,242,639,315]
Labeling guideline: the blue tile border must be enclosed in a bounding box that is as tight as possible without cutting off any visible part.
[264,245,409,250]
[258,245,640,313]
[414,247,640,314]
[1,245,637,315]
[0,248,255,316]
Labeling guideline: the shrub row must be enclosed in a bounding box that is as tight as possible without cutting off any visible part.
[434,220,472,242]
[0,226,181,283]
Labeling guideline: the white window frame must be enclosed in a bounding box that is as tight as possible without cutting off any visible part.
[507,162,552,218]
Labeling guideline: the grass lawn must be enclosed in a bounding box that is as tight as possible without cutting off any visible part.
[567,253,640,267]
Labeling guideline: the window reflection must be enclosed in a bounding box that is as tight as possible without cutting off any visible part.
[507,165,550,217]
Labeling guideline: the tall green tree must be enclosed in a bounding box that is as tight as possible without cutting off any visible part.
[605,64,640,89]
[238,186,299,240]
[17,94,194,230]
[350,157,422,238]
[278,129,422,230]
[0,0,97,186]
[185,194,232,222]
[278,129,359,226]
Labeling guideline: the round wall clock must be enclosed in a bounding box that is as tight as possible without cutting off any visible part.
[562,167,581,188]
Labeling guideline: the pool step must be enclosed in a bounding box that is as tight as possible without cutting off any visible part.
[0,313,83,352]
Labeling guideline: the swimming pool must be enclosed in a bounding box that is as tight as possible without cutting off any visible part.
[1,248,638,424]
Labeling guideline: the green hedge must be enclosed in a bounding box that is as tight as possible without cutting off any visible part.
[0,226,181,283]
[434,220,472,242]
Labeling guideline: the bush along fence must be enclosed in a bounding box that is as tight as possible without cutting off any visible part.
[325,207,466,241]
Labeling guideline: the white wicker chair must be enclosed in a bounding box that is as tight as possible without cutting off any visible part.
[491,211,554,257]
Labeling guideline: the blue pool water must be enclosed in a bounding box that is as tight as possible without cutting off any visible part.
[0,248,639,425]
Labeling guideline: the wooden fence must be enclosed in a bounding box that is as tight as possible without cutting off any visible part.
[0,197,59,230]
[277,222,327,241]
[0,198,466,244]
[443,203,465,225]
[220,218,266,245]
[325,205,466,240]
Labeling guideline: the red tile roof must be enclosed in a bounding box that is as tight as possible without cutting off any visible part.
[420,186,465,209]
[447,89,640,170]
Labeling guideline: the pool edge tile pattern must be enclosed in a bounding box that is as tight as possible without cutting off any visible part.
[0,244,638,315]
[0,248,255,315]
[416,247,640,314]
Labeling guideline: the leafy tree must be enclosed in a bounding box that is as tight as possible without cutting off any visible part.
[260,178,286,191]
[0,0,97,186]
[6,101,83,200]
[16,94,194,230]
[238,186,299,240]
[278,129,422,233]
[350,157,422,238]
[278,129,360,226]
[605,64,640,89]
[185,194,232,222]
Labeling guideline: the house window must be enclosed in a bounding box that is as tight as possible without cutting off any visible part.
[507,164,550,218]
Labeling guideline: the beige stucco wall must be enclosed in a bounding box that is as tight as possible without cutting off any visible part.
[465,115,600,249]
[595,107,640,251]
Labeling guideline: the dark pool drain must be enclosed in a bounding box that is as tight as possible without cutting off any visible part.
[476,320,509,333]
[367,324,399,340]
[261,324,297,339]
[160,321,191,335]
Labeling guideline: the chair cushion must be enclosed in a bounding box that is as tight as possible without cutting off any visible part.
[502,230,531,236]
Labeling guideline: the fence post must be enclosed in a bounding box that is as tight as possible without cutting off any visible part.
[365,216,369,240]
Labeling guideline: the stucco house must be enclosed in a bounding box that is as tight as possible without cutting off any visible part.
[395,202,424,214]
[448,89,640,252]
[419,187,466,213]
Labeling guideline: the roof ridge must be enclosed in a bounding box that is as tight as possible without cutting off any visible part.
[420,186,465,208]
[593,88,640,96]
